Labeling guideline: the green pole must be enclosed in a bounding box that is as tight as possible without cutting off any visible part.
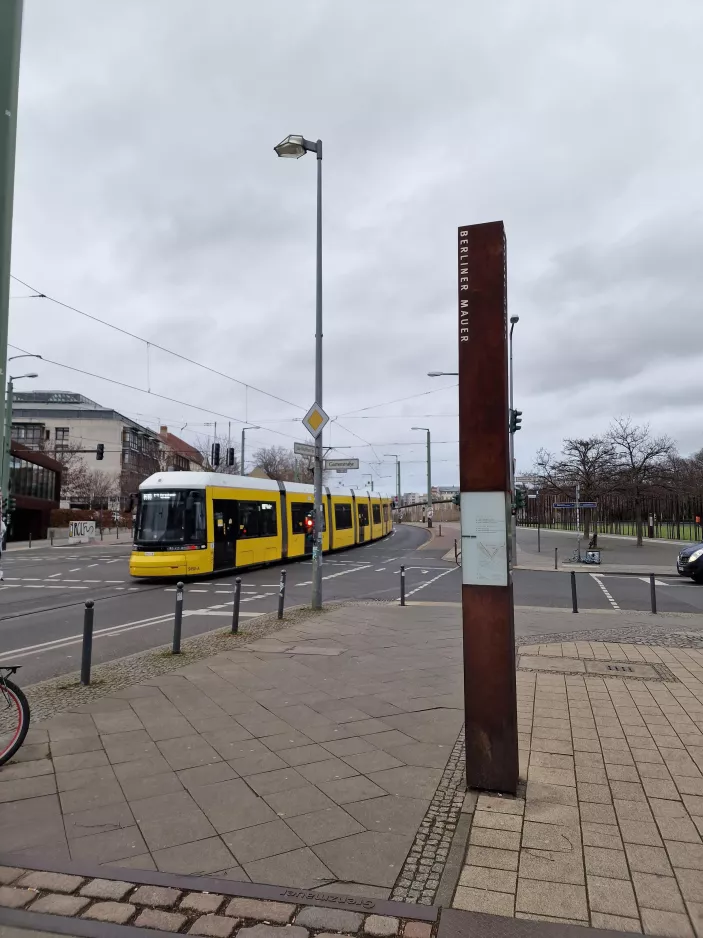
[1,377,12,506]
[0,1,24,517]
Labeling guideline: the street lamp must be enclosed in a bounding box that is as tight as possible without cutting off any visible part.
[275,133,324,610]
[411,427,432,526]
[240,426,259,476]
[2,370,39,517]
[385,454,401,507]
[427,371,458,377]
[509,315,519,566]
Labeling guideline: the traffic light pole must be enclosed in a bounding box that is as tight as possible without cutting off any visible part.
[0,2,24,520]
[509,322,517,567]
[1,378,12,513]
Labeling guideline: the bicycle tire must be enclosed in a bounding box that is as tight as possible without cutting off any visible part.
[0,678,31,767]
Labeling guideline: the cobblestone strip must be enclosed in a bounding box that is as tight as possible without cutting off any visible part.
[517,621,703,650]
[391,729,466,906]
[0,867,436,938]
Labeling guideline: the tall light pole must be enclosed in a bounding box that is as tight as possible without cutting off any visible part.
[2,369,38,515]
[240,426,259,476]
[275,134,324,609]
[427,371,458,377]
[509,316,519,566]
[385,454,401,507]
[412,427,432,526]
[0,1,24,513]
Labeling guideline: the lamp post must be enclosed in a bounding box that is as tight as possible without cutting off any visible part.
[385,454,401,507]
[427,371,458,377]
[240,426,259,476]
[2,369,38,517]
[509,316,519,567]
[412,427,432,526]
[275,133,324,610]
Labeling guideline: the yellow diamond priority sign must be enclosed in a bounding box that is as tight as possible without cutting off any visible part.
[302,402,329,439]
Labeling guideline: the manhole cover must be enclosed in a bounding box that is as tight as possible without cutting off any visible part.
[585,660,659,679]
[518,656,676,682]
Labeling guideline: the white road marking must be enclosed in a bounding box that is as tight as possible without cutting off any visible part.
[106,559,120,564]
[590,574,621,611]
[24,585,45,589]
[296,581,312,587]
[83,580,101,583]
[405,566,459,598]
[638,577,669,586]
[105,580,124,583]
[375,568,386,572]
[87,564,99,568]
[22,578,41,581]
[47,573,62,579]
[69,568,81,573]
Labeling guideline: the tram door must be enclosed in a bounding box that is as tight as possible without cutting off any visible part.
[213,499,237,570]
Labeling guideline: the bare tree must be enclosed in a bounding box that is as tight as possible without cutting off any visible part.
[535,437,617,543]
[86,470,120,509]
[607,417,675,546]
[251,446,297,481]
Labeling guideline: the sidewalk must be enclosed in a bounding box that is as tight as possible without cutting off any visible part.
[1,601,702,937]
[5,531,129,552]
[516,546,676,577]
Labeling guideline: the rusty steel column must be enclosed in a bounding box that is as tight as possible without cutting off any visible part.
[458,221,519,794]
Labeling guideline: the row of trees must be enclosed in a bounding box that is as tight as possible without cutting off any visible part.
[531,417,703,546]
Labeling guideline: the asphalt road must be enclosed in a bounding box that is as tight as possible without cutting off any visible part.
[518,525,698,566]
[2,525,702,687]
[0,525,459,685]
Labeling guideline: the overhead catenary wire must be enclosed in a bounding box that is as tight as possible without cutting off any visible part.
[10,275,305,412]
[7,343,301,444]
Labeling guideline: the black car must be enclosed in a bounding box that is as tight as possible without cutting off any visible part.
[677,542,703,583]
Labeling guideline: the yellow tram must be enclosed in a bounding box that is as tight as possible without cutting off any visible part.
[129,472,394,578]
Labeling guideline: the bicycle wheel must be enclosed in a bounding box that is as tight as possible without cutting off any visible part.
[0,678,31,767]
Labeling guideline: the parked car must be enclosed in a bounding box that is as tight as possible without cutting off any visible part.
[676,542,703,583]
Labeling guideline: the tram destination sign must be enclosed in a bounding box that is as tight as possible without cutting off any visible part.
[324,458,359,470]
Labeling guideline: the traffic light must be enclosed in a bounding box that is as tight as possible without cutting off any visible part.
[453,492,460,506]
[514,489,526,512]
[509,409,523,433]
[212,443,220,467]
[227,447,235,467]
[7,495,16,513]
[96,444,104,460]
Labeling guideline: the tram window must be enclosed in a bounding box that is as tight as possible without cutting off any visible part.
[358,503,369,526]
[372,504,381,524]
[383,504,389,522]
[334,503,352,530]
[291,502,313,534]
[238,500,278,539]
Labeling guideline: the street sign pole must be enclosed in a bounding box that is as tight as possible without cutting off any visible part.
[0,2,23,526]
[458,221,518,794]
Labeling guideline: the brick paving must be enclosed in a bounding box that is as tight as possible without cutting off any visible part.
[453,639,703,936]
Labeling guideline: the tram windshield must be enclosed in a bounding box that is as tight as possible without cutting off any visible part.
[135,490,206,546]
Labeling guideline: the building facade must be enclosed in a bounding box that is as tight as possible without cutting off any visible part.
[11,391,160,508]
[7,441,62,541]
[156,426,204,472]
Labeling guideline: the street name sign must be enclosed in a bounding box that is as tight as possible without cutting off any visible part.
[294,442,316,457]
[302,403,329,439]
[324,458,359,470]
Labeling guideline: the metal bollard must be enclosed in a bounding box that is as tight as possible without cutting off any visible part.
[100,527,103,541]
[400,565,406,606]
[278,569,287,620]
[28,532,31,548]
[554,547,558,570]
[650,574,657,614]
[455,538,459,564]
[439,523,442,537]
[116,524,119,539]
[50,531,54,547]
[81,601,95,685]
[571,570,578,613]
[172,581,184,654]
[231,577,241,634]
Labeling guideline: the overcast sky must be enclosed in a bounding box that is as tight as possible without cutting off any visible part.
[9,0,703,494]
